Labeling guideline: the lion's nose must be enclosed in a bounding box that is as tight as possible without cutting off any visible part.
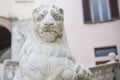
[44,23,54,26]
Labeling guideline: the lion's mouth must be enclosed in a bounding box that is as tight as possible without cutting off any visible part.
[39,30,58,42]
[41,30,57,34]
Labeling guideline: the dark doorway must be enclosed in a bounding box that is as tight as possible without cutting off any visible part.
[0,27,11,55]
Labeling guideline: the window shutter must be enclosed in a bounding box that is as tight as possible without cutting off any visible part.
[82,0,92,23]
[109,0,119,20]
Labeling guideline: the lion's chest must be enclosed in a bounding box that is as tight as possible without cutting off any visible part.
[21,53,49,78]
[26,53,49,69]
[32,43,67,57]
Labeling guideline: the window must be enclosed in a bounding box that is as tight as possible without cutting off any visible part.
[91,0,110,22]
[95,46,117,57]
[82,0,119,23]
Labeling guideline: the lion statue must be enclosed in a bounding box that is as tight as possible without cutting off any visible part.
[13,5,91,80]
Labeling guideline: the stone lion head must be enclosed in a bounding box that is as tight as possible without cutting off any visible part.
[32,5,64,42]
[19,5,72,60]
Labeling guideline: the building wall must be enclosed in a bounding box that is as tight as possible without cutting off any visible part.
[0,0,12,17]
[0,17,12,32]
[4,0,120,67]
[0,1,12,63]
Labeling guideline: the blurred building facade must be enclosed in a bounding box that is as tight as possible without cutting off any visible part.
[0,0,120,67]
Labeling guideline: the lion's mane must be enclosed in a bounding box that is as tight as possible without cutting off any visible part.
[19,4,75,62]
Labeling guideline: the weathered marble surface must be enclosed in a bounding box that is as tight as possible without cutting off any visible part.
[0,63,4,80]
[2,51,120,80]
[3,60,120,80]
[88,63,118,80]
[12,19,30,61]
[3,60,19,80]
[106,52,118,64]
[13,5,91,80]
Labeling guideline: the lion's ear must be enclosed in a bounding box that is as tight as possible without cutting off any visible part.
[32,8,39,22]
[59,8,64,15]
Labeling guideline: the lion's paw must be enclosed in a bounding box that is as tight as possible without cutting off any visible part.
[75,63,91,78]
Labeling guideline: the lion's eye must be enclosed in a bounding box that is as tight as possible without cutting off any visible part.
[54,15,62,21]
[36,15,43,22]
